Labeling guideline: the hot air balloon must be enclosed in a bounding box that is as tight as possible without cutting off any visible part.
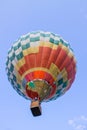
[6,31,76,116]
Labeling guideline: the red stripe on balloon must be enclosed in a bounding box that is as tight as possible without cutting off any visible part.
[40,47,52,67]
[55,48,67,68]
[47,46,61,68]
[26,85,39,99]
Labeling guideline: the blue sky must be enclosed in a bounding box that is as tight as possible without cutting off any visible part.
[0,0,87,130]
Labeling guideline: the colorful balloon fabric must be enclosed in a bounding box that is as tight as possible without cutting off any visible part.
[6,31,76,102]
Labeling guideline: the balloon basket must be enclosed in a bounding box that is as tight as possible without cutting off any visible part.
[30,100,42,116]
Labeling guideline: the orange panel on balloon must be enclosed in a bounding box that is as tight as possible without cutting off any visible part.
[18,53,37,75]
[25,54,36,68]
[35,47,43,67]
[60,56,73,71]
[34,71,45,79]
[18,64,28,75]
[55,49,67,68]
[47,46,61,68]
[24,55,31,68]
[40,47,51,67]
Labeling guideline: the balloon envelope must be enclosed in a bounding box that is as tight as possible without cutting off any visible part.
[6,31,76,102]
